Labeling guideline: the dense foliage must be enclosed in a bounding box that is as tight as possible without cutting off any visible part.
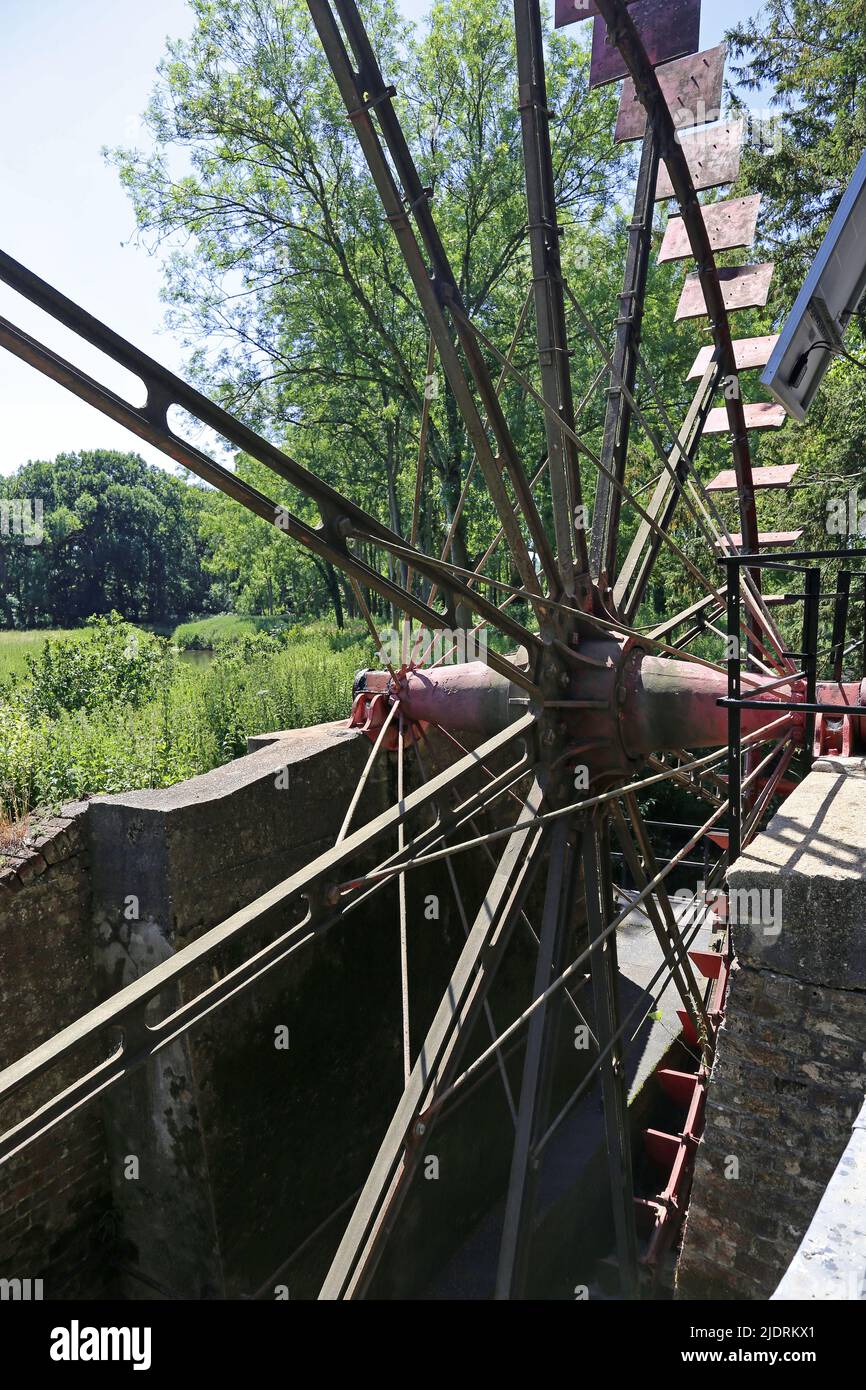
[107,0,634,619]
[728,0,866,308]
[0,450,218,629]
[0,618,372,822]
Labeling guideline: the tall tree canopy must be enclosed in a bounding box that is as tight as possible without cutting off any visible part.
[0,451,217,629]
[108,0,632,611]
[727,0,866,308]
[718,0,866,595]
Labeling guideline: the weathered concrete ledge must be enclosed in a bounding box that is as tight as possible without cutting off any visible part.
[728,756,866,991]
[87,718,389,1299]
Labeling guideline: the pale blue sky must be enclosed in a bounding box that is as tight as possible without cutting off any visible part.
[0,0,766,475]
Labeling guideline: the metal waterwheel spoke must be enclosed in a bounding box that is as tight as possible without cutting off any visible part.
[611,797,711,1053]
[401,335,436,667]
[432,356,609,621]
[593,0,760,568]
[319,779,550,1299]
[591,127,659,590]
[564,284,776,647]
[534,881,718,1160]
[336,697,401,844]
[0,0,830,1309]
[412,736,518,1126]
[397,716,411,1083]
[308,0,559,602]
[0,718,538,1166]
[514,0,588,590]
[417,727,591,1036]
[0,271,548,695]
[337,722,796,889]
[495,818,580,1298]
[582,815,640,1299]
[427,286,535,606]
[449,296,747,622]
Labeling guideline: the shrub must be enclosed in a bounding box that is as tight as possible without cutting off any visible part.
[0,617,374,820]
[23,612,172,718]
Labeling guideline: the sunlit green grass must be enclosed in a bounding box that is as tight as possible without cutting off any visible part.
[172,613,293,649]
[0,628,88,685]
[0,619,375,821]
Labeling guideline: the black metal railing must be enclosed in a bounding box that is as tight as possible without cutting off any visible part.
[612,818,727,892]
[720,548,866,861]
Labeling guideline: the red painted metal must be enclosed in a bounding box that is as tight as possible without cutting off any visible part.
[714,532,804,550]
[618,652,801,762]
[644,1127,682,1167]
[706,892,727,923]
[638,928,734,1271]
[688,949,723,980]
[634,1196,666,1238]
[676,1009,699,1046]
[675,263,775,320]
[554,0,639,23]
[688,334,778,380]
[353,645,804,773]
[589,0,701,89]
[660,194,761,262]
[704,403,786,434]
[812,680,866,756]
[657,1068,698,1107]
[655,120,744,200]
[814,711,854,758]
[706,463,800,492]
[616,46,726,143]
[346,640,866,779]
[349,675,429,750]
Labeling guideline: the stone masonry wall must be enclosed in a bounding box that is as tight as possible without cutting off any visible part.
[0,803,116,1298]
[677,961,866,1298]
[677,758,866,1299]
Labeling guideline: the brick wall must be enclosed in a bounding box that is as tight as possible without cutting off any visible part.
[0,803,117,1298]
[677,961,866,1298]
[677,758,866,1300]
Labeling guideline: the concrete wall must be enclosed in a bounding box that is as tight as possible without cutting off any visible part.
[677,757,866,1299]
[88,719,404,1300]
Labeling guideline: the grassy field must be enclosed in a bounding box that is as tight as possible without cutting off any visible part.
[173,613,295,649]
[0,628,89,684]
[0,617,374,822]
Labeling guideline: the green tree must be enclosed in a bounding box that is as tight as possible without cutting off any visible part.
[727,0,866,309]
[108,0,629,619]
[0,450,216,628]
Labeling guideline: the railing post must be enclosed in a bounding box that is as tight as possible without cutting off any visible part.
[802,567,821,774]
[831,569,851,683]
[727,560,742,863]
